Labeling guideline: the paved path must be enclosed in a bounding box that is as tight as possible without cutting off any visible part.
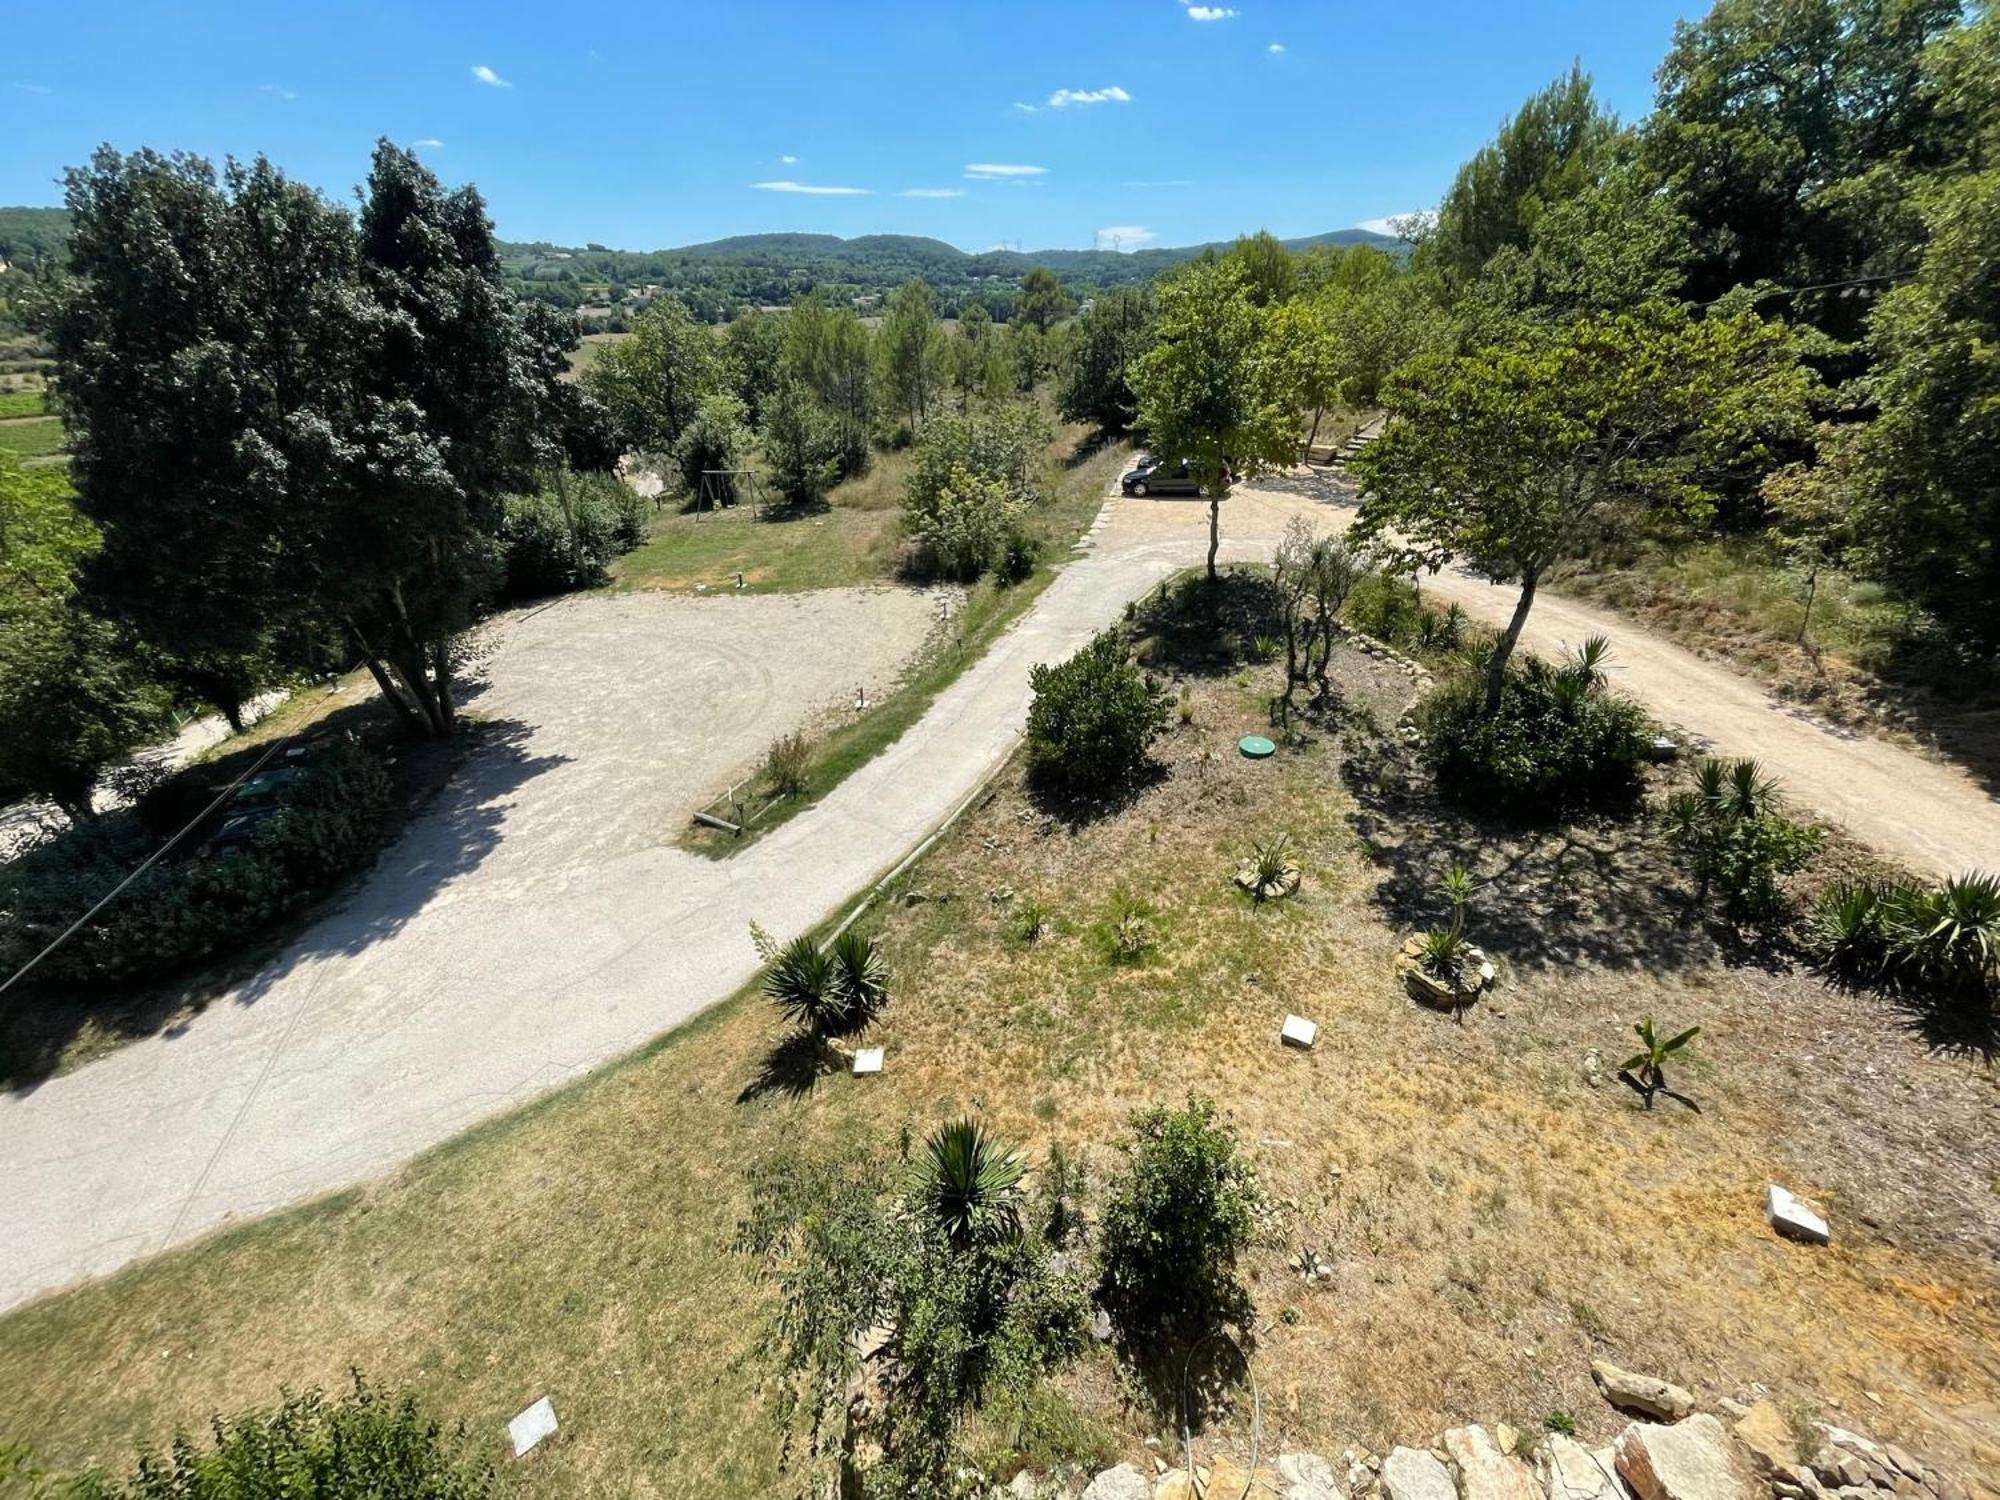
[5,480,1997,1314]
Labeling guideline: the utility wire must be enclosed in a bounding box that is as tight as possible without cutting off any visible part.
[0,735,296,1003]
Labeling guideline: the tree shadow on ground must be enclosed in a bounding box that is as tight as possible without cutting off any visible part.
[1114,1319,1258,1443]
[1129,570,1281,681]
[1,713,568,1091]
[1340,737,1725,975]
[1888,988,1998,1064]
[737,1029,841,1103]
[1241,468,1358,505]
[1026,760,1171,831]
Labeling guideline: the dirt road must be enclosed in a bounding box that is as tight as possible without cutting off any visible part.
[5,477,1996,1314]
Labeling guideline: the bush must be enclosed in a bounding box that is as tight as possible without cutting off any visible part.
[901,403,1053,584]
[1097,1099,1258,1348]
[0,740,394,986]
[56,1374,489,1499]
[741,1137,1089,1500]
[1663,758,1823,924]
[1418,644,1651,817]
[499,470,647,599]
[764,731,811,798]
[1343,572,1427,646]
[1809,870,1999,1011]
[1025,630,1169,796]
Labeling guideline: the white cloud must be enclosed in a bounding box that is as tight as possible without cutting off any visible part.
[470,64,512,88]
[899,188,966,198]
[780,153,798,164]
[1357,210,1435,238]
[412,138,445,149]
[1268,42,1285,54]
[1047,85,1131,108]
[13,82,53,94]
[964,163,1048,180]
[1012,101,1039,113]
[753,180,870,195]
[1094,225,1158,252]
[259,83,298,99]
[1184,4,1237,19]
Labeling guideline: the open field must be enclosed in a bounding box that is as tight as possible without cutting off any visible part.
[675,432,1133,853]
[0,388,47,419]
[0,414,64,458]
[563,330,629,380]
[4,590,1995,1496]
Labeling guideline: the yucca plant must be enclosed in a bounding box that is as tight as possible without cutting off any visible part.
[914,1119,1026,1249]
[1620,1016,1700,1109]
[1418,926,1471,987]
[1664,758,1819,922]
[763,931,889,1043]
[1806,878,1897,981]
[1245,832,1294,903]
[1888,871,2000,1004]
[1014,898,1051,944]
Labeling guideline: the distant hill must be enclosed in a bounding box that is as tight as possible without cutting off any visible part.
[0,203,1404,321]
[0,206,70,268]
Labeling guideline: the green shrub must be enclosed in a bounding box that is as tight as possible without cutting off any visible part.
[1025,630,1169,795]
[901,403,1052,584]
[1811,871,2000,1010]
[54,1374,489,1499]
[740,1137,1089,1500]
[1096,1097,1259,1347]
[1343,572,1427,646]
[0,740,394,985]
[1663,758,1822,924]
[498,470,646,599]
[764,731,811,798]
[1418,644,1651,817]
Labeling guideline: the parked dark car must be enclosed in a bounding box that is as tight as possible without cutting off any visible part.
[1120,458,1230,497]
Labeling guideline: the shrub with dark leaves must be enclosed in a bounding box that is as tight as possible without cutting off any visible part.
[1418,641,1651,818]
[1025,629,1169,796]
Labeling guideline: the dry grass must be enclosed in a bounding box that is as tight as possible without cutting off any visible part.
[4,603,1998,1493]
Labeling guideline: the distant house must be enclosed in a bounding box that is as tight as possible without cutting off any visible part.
[852,294,881,313]
[755,304,789,316]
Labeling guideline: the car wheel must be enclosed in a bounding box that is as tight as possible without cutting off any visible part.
[1133,479,1149,497]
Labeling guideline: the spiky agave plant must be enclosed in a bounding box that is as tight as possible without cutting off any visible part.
[827,929,889,1037]
[1807,879,1896,980]
[915,1119,1026,1250]
[1247,832,1293,902]
[763,936,847,1039]
[1888,870,2000,1004]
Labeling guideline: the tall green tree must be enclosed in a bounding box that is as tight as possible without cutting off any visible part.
[582,293,723,457]
[1012,266,1073,332]
[1355,299,1817,709]
[51,150,356,727]
[722,307,787,426]
[1227,229,1298,306]
[1431,65,1620,287]
[1641,0,1961,333]
[1130,260,1300,580]
[878,277,948,427]
[1056,284,1156,432]
[783,291,875,473]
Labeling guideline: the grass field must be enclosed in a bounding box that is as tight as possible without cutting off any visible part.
[4,588,1995,1495]
[564,331,629,380]
[676,430,1132,854]
[0,388,47,420]
[0,415,64,459]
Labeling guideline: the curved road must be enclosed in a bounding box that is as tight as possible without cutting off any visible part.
[2,480,1996,1314]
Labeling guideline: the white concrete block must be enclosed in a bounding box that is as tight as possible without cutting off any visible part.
[508,1397,558,1457]
[852,1046,885,1075]
[1281,1014,1319,1049]
[1766,1184,1829,1244]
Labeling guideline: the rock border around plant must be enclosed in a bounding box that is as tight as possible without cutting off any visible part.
[1394,934,1497,1009]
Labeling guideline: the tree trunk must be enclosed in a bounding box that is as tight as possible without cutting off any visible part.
[359,651,425,736]
[1304,406,1324,463]
[392,654,448,737]
[1206,496,1222,582]
[1482,567,1539,714]
[430,641,457,734]
[54,790,98,826]
[220,699,246,735]
[1797,566,1818,646]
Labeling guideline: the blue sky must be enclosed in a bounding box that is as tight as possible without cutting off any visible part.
[4,0,1702,253]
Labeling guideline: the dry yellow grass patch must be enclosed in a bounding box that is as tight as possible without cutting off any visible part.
[2,625,1996,1493]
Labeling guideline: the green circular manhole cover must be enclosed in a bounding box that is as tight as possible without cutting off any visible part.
[1238,734,1276,759]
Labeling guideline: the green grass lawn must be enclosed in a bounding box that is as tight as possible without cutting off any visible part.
[0,415,64,459]
[611,503,901,594]
[0,388,48,420]
[678,432,1132,855]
